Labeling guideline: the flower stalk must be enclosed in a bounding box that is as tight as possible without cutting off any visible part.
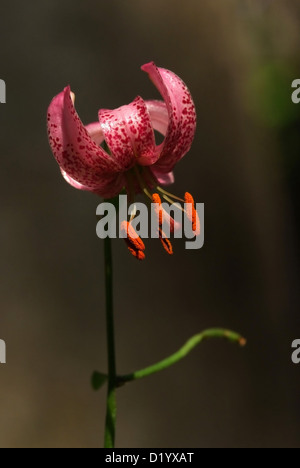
[103,236,117,448]
[96,233,245,446]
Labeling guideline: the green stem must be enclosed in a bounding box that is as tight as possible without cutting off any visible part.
[103,237,117,448]
[118,328,245,384]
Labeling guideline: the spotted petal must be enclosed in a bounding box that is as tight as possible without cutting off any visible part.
[47,86,121,190]
[142,62,196,173]
[99,96,157,168]
[61,168,125,198]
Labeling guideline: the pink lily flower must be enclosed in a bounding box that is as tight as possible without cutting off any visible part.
[47,62,198,259]
[47,62,196,199]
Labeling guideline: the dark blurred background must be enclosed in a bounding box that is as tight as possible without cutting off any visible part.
[0,0,300,448]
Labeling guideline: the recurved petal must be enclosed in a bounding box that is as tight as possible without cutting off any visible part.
[61,168,125,198]
[47,86,121,190]
[85,122,105,146]
[142,62,196,172]
[99,96,158,168]
[61,169,90,190]
[150,167,175,186]
[145,100,168,137]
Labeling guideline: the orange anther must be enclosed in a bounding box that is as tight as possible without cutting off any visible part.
[159,229,173,255]
[153,193,176,233]
[120,221,145,251]
[152,193,163,226]
[127,247,146,261]
[120,221,145,261]
[184,192,200,236]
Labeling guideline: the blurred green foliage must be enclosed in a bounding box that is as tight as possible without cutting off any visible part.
[247,61,300,128]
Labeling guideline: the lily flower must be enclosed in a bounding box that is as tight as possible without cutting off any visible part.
[47,62,198,259]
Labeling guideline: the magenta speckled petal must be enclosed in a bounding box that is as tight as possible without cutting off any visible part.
[47,86,121,190]
[61,168,125,198]
[99,96,157,168]
[142,62,196,172]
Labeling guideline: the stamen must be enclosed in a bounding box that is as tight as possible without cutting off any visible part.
[159,228,173,255]
[185,192,194,225]
[120,221,146,260]
[157,186,184,203]
[184,192,200,236]
[127,247,146,261]
[152,193,176,233]
[129,204,137,222]
[160,193,185,214]
[152,193,163,226]
[145,171,184,204]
